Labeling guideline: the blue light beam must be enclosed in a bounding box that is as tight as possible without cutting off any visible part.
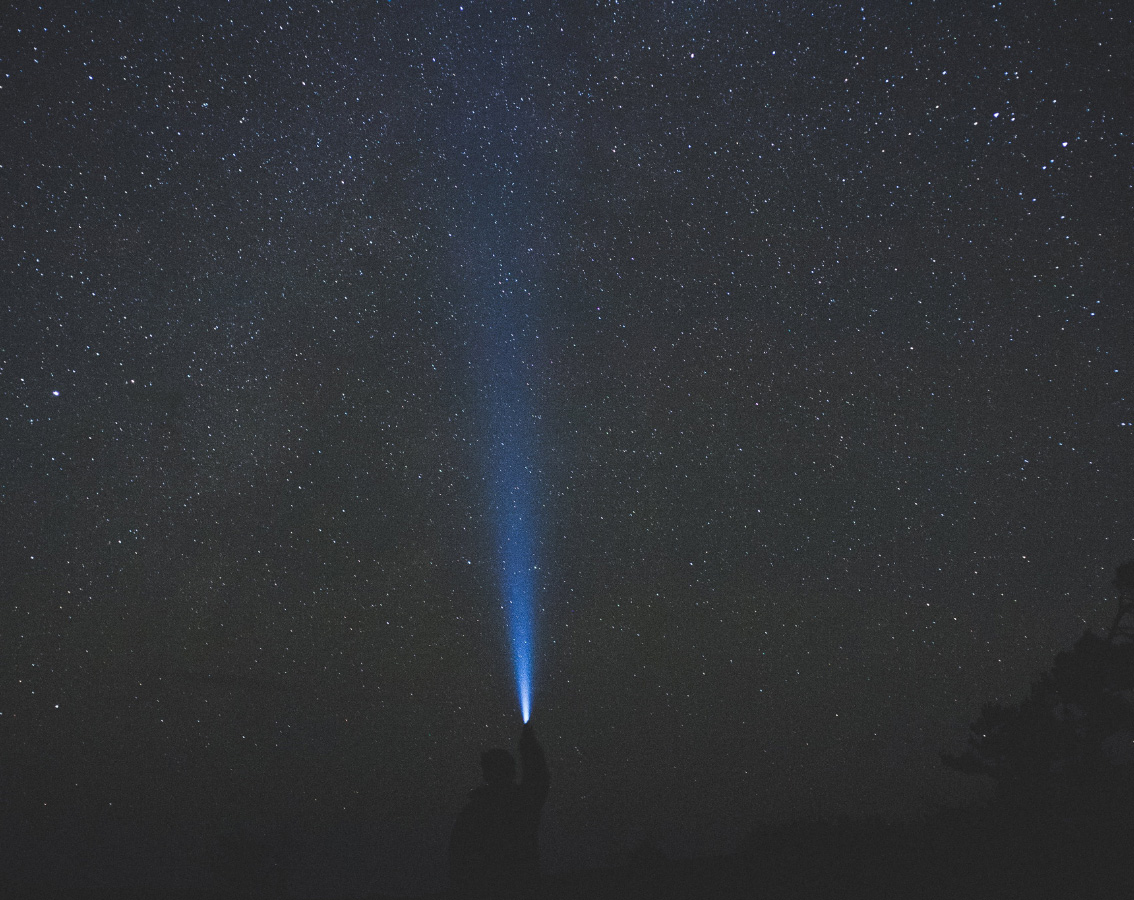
[454,149,549,723]
[489,382,539,724]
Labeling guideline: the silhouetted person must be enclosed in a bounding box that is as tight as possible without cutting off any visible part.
[450,722,550,899]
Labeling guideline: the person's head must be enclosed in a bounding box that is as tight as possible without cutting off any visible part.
[480,748,516,786]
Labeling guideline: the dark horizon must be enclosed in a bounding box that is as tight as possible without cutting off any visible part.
[3,1,1132,896]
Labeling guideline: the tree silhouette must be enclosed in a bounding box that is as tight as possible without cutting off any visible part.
[1107,559,1134,642]
[943,561,1134,816]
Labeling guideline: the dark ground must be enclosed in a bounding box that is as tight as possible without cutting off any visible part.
[5,804,1134,900]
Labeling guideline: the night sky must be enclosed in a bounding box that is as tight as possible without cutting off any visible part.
[3,1,1133,895]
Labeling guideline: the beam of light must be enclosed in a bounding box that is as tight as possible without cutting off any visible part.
[488,363,539,725]
[455,231,543,723]
[450,109,550,724]
[501,484,534,724]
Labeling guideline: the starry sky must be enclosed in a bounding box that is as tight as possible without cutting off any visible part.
[2,1,1133,895]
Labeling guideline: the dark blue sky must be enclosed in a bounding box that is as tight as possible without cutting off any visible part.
[2,1,1132,894]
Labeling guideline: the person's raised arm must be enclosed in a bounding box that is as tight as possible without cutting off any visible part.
[518,722,549,807]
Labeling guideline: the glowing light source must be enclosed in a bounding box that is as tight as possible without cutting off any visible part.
[456,176,545,725]
[491,401,538,725]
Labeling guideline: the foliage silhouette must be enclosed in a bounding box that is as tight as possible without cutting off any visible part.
[943,560,1134,830]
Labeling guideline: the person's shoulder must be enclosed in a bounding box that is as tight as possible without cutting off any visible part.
[504,783,531,810]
